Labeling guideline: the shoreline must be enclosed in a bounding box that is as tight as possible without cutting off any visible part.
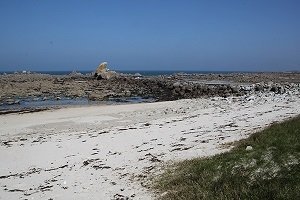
[1,72,300,106]
[1,92,300,199]
[0,96,156,116]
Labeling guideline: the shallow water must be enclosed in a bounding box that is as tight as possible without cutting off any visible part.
[0,96,156,111]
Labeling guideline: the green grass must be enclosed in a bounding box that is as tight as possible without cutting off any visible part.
[155,116,300,200]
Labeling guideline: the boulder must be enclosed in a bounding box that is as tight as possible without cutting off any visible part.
[240,85,252,91]
[94,62,118,80]
[95,62,108,75]
[99,71,118,80]
[173,82,181,88]
[69,71,83,77]
[254,84,264,91]
[246,146,253,151]
[88,92,106,101]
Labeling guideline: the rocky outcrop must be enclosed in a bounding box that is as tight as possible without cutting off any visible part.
[94,62,118,80]
[86,76,300,102]
[1,72,300,106]
[95,62,108,74]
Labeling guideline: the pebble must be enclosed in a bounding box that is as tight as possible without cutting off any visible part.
[246,146,253,151]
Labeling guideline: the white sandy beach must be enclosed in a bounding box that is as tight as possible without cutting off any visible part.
[1,93,300,200]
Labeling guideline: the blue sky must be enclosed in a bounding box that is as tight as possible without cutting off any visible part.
[0,0,299,71]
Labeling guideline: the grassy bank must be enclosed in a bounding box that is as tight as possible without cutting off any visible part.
[155,116,300,200]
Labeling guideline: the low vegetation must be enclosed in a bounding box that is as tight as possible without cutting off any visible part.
[155,116,300,199]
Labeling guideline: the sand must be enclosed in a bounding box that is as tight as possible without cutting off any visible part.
[1,92,300,200]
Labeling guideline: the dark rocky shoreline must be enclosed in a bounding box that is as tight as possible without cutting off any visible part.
[1,72,300,110]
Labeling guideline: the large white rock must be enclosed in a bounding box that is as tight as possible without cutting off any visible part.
[95,62,108,74]
[94,62,118,80]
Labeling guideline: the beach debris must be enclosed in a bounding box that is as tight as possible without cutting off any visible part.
[113,193,129,200]
[145,153,162,162]
[2,140,13,147]
[0,165,68,180]
[92,165,111,170]
[82,158,110,170]
[144,122,151,126]
[170,146,192,152]
[83,158,100,166]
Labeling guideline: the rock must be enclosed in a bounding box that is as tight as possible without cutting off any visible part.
[111,182,117,185]
[144,123,151,126]
[173,82,181,88]
[88,93,105,101]
[130,193,136,198]
[69,71,83,77]
[246,146,253,151]
[223,92,231,98]
[270,85,277,93]
[94,62,118,80]
[133,73,142,77]
[5,99,18,105]
[1,72,299,106]
[254,84,264,91]
[54,78,64,84]
[240,85,252,92]
[231,86,239,93]
[124,90,131,96]
[15,100,20,104]
[95,62,108,74]
[97,71,117,80]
